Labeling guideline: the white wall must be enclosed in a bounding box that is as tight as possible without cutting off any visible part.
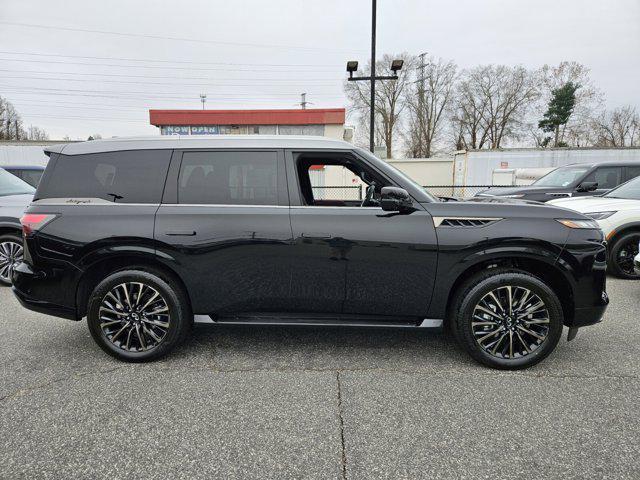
[386,158,454,186]
[454,148,640,186]
[0,142,56,166]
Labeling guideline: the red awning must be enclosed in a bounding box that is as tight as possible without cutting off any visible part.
[149,108,345,126]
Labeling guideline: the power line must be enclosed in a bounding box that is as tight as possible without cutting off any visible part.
[0,21,365,54]
[0,57,345,76]
[0,75,344,95]
[0,68,340,85]
[0,50,341,68]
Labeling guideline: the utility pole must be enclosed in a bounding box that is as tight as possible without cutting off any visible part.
[346,1,404,154]
[299,93,309,109]
[199,93,207,110]
[370,0,376,153]
[417,52,427,156]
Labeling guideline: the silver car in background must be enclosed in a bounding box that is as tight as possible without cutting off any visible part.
[0,168,35,285]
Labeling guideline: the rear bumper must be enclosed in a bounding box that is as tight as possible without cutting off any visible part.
[12,262,78,320]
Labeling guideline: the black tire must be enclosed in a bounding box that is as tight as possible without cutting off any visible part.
[87,269,191,362]
[451,269,564,370]
[0,232,24,287]
[608,232,640,279]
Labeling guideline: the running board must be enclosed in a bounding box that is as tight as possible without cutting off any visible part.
[211,313,443,329]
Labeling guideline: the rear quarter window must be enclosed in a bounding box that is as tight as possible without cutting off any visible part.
[36,150,172,203]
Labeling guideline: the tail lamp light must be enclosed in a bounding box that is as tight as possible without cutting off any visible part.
[20,213,56,235]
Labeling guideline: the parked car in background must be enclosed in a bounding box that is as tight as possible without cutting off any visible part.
[1,165,46,188]
[635,247,640,275]
[476,161,640,202]
[549,176,640,278]
[13,136,609,369]
[0,167,35,285]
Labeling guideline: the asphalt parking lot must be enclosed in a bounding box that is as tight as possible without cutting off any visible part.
[1,278,639,479]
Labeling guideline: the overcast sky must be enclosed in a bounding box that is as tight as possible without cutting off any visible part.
[1,0,638,139]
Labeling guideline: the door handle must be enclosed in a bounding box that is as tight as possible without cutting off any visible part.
[165,230,197,236]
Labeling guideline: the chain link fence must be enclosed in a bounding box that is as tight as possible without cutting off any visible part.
[422,185,513,199]
[312,185,363,200]
[313,185,513,201]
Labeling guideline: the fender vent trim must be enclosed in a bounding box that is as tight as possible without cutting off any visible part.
[433,217,502,228]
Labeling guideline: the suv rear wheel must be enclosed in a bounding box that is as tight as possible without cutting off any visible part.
[451,269,563,369]
[0,233,23,286]
[87,269,191,362]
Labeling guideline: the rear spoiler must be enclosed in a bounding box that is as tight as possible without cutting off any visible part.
[43,143,68,157]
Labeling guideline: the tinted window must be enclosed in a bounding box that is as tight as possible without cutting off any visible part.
[626,166,640,182]
[178,151,278,205]
[10,169,44,188]
[582,167,623,190]
[36,150,172,203]
[0,168,35,197]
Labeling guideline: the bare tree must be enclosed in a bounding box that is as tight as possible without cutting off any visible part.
[0,96,47,141]
[451,65,539,149]
[591,106,640,147]
[538,62,604,146]
[404,56,457,157]
[27,125,49,141]
[344,53,414,158]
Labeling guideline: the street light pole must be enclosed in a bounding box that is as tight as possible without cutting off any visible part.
[370,0,376,153]
[346,1,404,155]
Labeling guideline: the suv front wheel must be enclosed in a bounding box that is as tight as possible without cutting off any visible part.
[452,270,564,369]
[87,269,191,362]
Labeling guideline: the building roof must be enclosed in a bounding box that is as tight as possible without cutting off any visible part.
[149,108,346,127]
[43,135,355,156]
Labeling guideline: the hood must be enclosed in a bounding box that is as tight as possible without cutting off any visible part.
[476,185,572,197]
[548,196,640,213]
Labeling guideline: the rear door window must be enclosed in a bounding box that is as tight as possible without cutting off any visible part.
[177,150,278,205]
[625,166,640,182]
[36,150,172,203]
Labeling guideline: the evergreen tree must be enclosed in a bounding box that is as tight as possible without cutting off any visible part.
[538,82,580,147]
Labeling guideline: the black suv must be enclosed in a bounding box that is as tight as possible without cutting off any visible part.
[13,136,609,369]
[476,161,640,202]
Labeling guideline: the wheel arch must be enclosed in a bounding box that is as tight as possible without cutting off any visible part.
[606,221,640,246]
[75,253,192,319]
[441,254,575,329]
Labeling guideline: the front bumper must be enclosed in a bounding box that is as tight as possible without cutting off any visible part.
[571,291,609,328]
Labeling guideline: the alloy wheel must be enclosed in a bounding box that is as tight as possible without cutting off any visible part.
[471,285,550,359]
[0,240,23,284]
[99,282,171,352]
[616,239,640,277]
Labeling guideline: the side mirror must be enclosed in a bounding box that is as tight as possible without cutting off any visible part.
[577,181,598,192]
[380,186,413,212]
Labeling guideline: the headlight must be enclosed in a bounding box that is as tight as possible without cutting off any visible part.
[556,218,601,229]
[585,211,616,220]
[501,194,525,198]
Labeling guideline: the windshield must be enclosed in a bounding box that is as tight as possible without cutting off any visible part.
[355,148,438,202]
[605,176,640,200]
[534,165,590,187]
[0,167,36,197]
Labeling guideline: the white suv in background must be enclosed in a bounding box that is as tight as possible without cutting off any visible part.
[550,176,640,279]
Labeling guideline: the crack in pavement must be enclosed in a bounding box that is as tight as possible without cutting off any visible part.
[336,370,348,480]
[1,363,636,402]
[0,366,125,402]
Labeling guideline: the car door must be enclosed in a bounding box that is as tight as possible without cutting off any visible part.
[284,149,438,318]
[154,148,293,315]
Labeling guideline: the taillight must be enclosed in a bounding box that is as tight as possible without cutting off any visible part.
[20,213,56,235]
